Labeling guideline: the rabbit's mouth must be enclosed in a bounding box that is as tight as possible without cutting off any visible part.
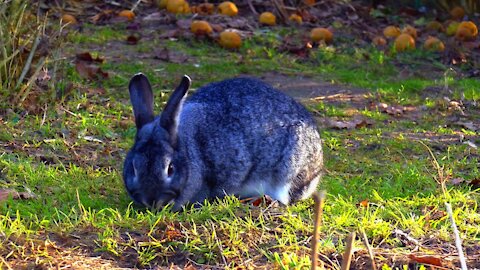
[146,189,178,209]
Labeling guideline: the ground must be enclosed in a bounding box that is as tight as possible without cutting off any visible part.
[1,1,480,269]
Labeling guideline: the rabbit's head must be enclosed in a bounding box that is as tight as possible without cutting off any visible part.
[123,73,190,209]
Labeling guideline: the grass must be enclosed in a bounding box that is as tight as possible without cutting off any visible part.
[1,23,480,269]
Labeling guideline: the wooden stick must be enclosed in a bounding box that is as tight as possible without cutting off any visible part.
[246,0,258,15]
[311,191,326,270]
[341,232,356,270]
[360,229,377,270]
[131,0,142,12]
[445,202,468,270]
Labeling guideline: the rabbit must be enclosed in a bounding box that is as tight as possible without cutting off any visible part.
[123,73,323,211]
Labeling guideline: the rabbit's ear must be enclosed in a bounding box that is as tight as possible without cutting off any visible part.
[160,75,191,146]
[129,73,154,129]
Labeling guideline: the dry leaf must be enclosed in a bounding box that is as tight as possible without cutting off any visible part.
[154,48,188,64]
[0,188,36,202]
[241,195,277,207]
[450,177,465,185]
[408,254,443,267]
[76,52,105,63]
[357,199,369,208]
[126,35,140,45]
[90,9,115,24]
[327,117,371,129]
[165,225,182,241]
[75,62,109,80]
[377,102,405,115]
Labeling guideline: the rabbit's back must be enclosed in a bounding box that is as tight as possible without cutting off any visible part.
[177,78,323,204]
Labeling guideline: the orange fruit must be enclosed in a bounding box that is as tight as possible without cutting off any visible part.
[61,14,77,25]
[394,33,415,51]
[310,27,333,44]
[190,20,213,35]
[167,0,190,14]
[450,6,465,20]
[118,10,135,21]
[219,31,242,49]
[289,14,302,24]
[424,37,445,52]
[455,21,478,41]
[259,12,276,26]
[218,1,238,16]
[193,3,214,15]
[372,36,387,46]
[383,26,401,38]
[425,21,444,32]
[402,25,417,39]
[158,0,168,9]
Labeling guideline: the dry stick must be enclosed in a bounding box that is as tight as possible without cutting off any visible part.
[15,57,46,105]
[15,34,41,91]
[0,256,13,270]
[246,0,258,15]
[311,191,326,270]
[445,202,468,270]
[360,229,377,270]
[341,232,356,270]
[271,0,289,23]
[421,142,468,269]
[131,0,142,12]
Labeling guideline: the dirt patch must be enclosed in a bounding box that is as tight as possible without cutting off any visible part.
[260,71,370,106]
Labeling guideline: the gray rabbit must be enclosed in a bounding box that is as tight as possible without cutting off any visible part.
[123,73,323,211]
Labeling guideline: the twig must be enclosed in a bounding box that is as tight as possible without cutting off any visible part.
[15,33,41,90]
[360,229,377,270]
[211,222,228,267]
[40,103,47,127]
[445,202,468,270]
[131,0,142,12]
[14,56,46,106]
[0,256,13,270]
[246,0,258,15]
[311,190,326,270]
[272,0,289,22]
[341,232,356,270]
[393,229,421,251]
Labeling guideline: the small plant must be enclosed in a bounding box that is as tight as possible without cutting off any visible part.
[0,0,60,108]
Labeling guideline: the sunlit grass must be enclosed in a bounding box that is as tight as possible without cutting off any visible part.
[1,24,479,269]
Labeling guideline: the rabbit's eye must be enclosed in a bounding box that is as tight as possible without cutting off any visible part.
[167,163,174,177]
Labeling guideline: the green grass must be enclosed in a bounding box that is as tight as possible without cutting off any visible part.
[1,24,480,269]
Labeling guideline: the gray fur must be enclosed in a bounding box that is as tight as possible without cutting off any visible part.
[123,74,323,211]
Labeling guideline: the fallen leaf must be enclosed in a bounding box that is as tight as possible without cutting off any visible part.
[75,62,109,80]
[377,102,405,115]
[165,225,182,241]
[408,254,443,267]
[90,9,115,24]
[470,178,480,189]
[0,188,36,202]
[154,48,188,64]
[327,117,372,129]
[450,177,465,185]
[357,199,369,208]
[76,52,105,63]
[126,35,140,45]
[241,195,278,207]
